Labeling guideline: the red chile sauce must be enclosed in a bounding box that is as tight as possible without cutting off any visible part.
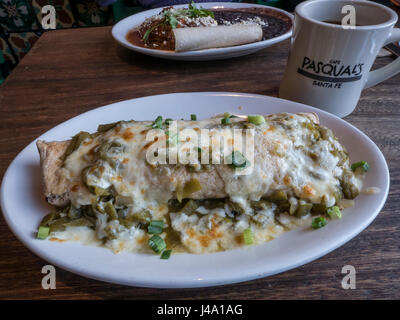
[126,8,292,51]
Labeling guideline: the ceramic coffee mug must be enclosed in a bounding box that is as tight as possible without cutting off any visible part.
[279,0,400,117]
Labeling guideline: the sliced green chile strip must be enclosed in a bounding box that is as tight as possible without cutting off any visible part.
[104,202,118,220]
[97,121,119,132]
[67,205,81,219]
[61,131,90,161]
[97,141,124,161]
[180,200,198,214]
[119,217,136,229]
[311,203,327,215]
[40,212,60,227]
[341,169,360,199]
[269,190,287,202]
[48,217,70,233]
[131,209,152,223]
[226,200,245,214]
[296,202,313,217]
[183,179,202,198]
[82,166,110,197]
[64,217,94,227]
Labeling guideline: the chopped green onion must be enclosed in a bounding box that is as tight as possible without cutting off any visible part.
[221,117,230,125]
[327,206,342,219]
[161,249,172,259]
[166,131,179,146]
[351,161,369,172]
[190,114,197,121]
[151,116,163,129]
[164,118,173,125]
[148,220,164,234]
[243,228,254,245]
[148,235,166,254]
[37,226,50,240]
[248,115,266,125]
[312,217,327,229]
[230,151,248,168]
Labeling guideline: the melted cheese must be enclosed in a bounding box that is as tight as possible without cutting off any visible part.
[54,113,362,254]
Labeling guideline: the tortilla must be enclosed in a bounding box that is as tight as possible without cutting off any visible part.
[173,24,263,52]
[37,140,70,206]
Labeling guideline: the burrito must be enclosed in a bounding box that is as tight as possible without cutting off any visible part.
[131,3,268,52]
[36,113,365,255]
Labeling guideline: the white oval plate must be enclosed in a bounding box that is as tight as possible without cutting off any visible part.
[1,92,389,288]
[111,2,293,61]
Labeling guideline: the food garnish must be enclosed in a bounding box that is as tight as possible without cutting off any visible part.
[149,235,167,253]
[312,217,327,229]
[248,115,266,125]
[142,1,214,43]
[351,161,369,172]
[243,228,254,245]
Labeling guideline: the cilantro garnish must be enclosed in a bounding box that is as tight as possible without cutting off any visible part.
[142,1,214,43]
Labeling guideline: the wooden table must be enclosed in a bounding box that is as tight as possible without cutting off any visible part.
[0,26,399,300]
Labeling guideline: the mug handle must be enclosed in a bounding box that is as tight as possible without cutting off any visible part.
[364,28,400,89]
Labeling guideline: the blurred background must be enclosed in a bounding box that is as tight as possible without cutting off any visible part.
[0,0,397,84]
